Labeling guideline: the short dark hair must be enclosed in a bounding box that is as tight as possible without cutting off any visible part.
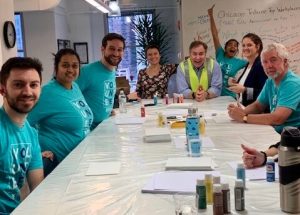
[189,40,208,52]
[242,33,263,55]
[54,48,80,73]
[225,39,239,49]
[0,57,43,85]
[145,44,160,55]
[102,33,126,49]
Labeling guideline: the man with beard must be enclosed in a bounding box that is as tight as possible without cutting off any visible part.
[176,40,222,102]
[77,33,125,130]
[228,43,300,134]
[0,57,44,214]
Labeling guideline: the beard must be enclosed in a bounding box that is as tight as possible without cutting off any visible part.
[6,93,38,114]
[104,54,122,67]
[267,70,280,80]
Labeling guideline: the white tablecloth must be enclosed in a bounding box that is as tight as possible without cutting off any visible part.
[12,97,283,215]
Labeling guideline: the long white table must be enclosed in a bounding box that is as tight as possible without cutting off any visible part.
[12,96,283,214]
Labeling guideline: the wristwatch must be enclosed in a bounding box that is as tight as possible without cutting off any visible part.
[243,114,248,123]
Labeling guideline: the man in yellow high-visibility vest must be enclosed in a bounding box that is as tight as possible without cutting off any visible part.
[176,40,222,102]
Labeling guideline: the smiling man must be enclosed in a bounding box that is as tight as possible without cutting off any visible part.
[228,43,300,133]
[0,57,44,214]
[77,33,125,130]
[176,40,222,102]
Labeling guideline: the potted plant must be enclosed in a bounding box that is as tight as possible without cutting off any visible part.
[131,12,172,66]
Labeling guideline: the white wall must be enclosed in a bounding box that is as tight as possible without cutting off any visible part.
[0,0,17,66]
[66,0,106,62]
[22,0,107,84]
[54,1,70,41]
[23,10,57,83]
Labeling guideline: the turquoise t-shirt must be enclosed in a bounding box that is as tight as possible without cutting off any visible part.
[76,61,116,130]
[258,71,300,133]
[0,108,42,214]
[216,47,247,98]
[28,80,93,162]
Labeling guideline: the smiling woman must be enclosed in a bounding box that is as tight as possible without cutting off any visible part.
[228,33,268,106]
[27,48,93,177]
[129,44,177,99]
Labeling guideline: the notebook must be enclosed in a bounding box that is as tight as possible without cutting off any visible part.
[144,127,171,143]
[165,157,214,171]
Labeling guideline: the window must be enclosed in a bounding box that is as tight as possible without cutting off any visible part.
[14,13,25,57]
[108,10,153,83]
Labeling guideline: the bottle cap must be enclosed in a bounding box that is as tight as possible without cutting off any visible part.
[188,107,198,115]
[197,179,204,186]
[237,163,245,169]
[280,126,300,148]
[213,176,221,184]
[221,183,229,190]
[213,184,222,193]
[235,179,244,188]
[267,157,274,162]
[205,174,212,180]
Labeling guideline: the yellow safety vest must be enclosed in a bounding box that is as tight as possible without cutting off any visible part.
[180,58,214,92]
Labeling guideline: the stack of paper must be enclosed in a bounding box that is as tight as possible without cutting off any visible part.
[165,157,214,171]
[166,103,193,109]
[142,171,220,194]
[115,116,145,125]
[144,127,171,143]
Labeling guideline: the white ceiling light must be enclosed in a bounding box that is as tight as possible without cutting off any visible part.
[84,0,111,13]
[109,0,121,16]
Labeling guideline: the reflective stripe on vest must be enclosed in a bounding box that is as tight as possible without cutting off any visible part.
[180,58,214,92]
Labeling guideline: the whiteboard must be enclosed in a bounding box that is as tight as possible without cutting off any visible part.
[181,0,300,74]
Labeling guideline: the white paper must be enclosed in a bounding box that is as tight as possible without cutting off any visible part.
[172,136,215,149]
[144,127,171,143]
[165,157,214,171]
[115,116,145,125]
[228,161,279,180]
[162,109,188,117]
[166,103,193,109]
[142,171,220,194]
[86,161,121,176]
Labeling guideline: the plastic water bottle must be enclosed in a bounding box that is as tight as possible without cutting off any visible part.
[186,107,199,151]
[118,90,127,113]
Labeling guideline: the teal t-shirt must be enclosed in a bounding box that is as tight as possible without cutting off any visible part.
[258,71,300,133]
[0,108,42,214]
[28,80,93,162]
[216,47,247,98]
[76,61,116,130]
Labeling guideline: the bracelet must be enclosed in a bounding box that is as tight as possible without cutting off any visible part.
[268,142,280,149]
[260,151,267,166]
